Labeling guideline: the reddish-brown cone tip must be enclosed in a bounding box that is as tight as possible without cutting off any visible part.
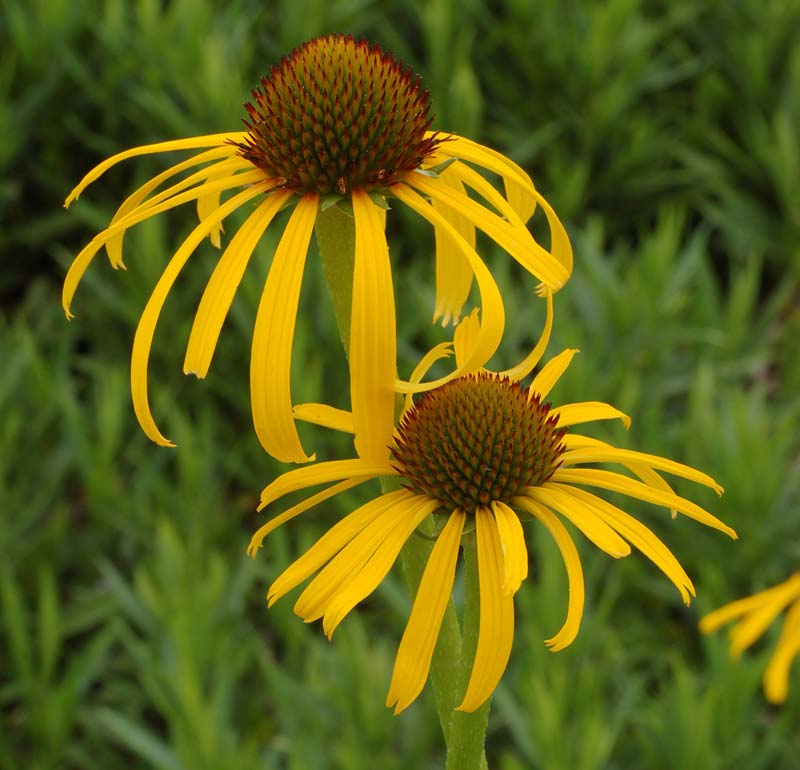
[392,373,566,516]
[236,34,441,196]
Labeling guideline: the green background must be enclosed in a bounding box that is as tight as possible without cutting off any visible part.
[1,0,799,767]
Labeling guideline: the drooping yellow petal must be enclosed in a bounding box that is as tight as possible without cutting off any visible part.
[258,457,394,511]
[183,190,292,378]
[62,169,264,318]
[250,193,318,463]
[129,184,268,446]
[528,485,631,558]
[729,579,800,657]
[514,496,584,650]
[387,509,466,714]
[500,287,554,381]
[64,132,248,206]
[195,157,249,247]
[105,146,237,267]
[453,308,482,369]
[457,507,515,712]
[392,184,504,393]
[322,496,438,637]
[491,500,528,595]
[402,342,453,415]
[430,132,537,222]
[699,579,800,634]
[552,402,631,430]
[292,403,355,434]
[764,600,800,703]
[248,476,368,558]
[530,348,579,399]
[294,490,422,622]
[560,446,722,495]
[350,190,396,462]
[265,489,409,605]
[431,166,475,325]
[561,485,695,605]
[408,172,570,292]
[552,468,738,539]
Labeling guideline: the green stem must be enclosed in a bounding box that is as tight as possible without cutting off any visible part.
[445,530,490,770]
[314,200,490,769]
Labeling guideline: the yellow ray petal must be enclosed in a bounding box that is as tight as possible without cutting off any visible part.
[457,508,515,712]
[294,490,421,621]
[430,132,537,222]
[729,579,800,657]
[265,489,411,605]
[350,190,396,461]
[491,500,528,595]
[552,468,737,539]
[292,403,355,433]
[130,184,268,446]
[258,458,394,510]
[106,146,237,267]
[322,496,438,637]
[391,184,505,393]
[62,169,264,318]
[764,600,800,703]
[530,348,578,399]
[194,158,250,248]
[248,476,368,558]
[528,485,631,558]
[431,166,475,325]
[552,402,631,430]
[560,485,695,605]
[699,578,800,634]
[514,496,584,650]
[560,446,722,494]
[64,132,248,206]
[453,308,482,369]
[402,342,453,415]
[499,287,554,382]
[409,172,569,292]
[387,509,466,714]
[250,193,318,463]
[184,190,292,378]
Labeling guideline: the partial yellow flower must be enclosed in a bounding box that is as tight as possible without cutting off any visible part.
[248,299,735,714]
[62,33,571,464]
[700,573,800,703]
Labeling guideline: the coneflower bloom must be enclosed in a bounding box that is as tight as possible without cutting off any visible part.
[700,572,800,703]
[62,33,571,464]
[248,302,736,713]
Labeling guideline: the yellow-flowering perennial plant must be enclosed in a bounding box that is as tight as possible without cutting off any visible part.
[249,300,736,713]
[62,34,571,464]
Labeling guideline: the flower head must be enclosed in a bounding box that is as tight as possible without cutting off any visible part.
[62,34,572,464]
[248,302,736,714]
[700,573,800,703]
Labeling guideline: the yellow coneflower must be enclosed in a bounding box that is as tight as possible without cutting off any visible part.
[62,33,571,464]
[248,301,736,713]
[700,572,800,703]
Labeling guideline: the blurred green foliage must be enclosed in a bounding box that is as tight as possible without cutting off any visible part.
[1,0,799,768]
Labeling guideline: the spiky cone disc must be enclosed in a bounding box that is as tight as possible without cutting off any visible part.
[392,372,566,516]
[236,34,441,196]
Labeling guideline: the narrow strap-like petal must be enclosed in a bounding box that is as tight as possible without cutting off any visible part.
[129,184,268,446]
[184,190,292,378]
[292,403,355,433]
[350,190,396,461]
[699,578,800,633]
[65,132,248,206]
[552,468,738,539]
[250,193,318,463]
[266,489,412,605]
[729,579,800,656]
[453,309,482,369]
[322,496,438,637]
[431,166,475,325]
[530,348,578,399]
[764,599,800,703]
[392,184,505,393]
[499,287,554,381]
[401,342,453,415]
[552,402,631,429]
[514,496,584,650]
[491,501,528,595]
[387,510,466,714]
[457,507,515,712]
[528,485,631,558]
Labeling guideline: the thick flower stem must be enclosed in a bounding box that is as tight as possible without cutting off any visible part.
[445,530,490,770]
[314,200,490,769]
